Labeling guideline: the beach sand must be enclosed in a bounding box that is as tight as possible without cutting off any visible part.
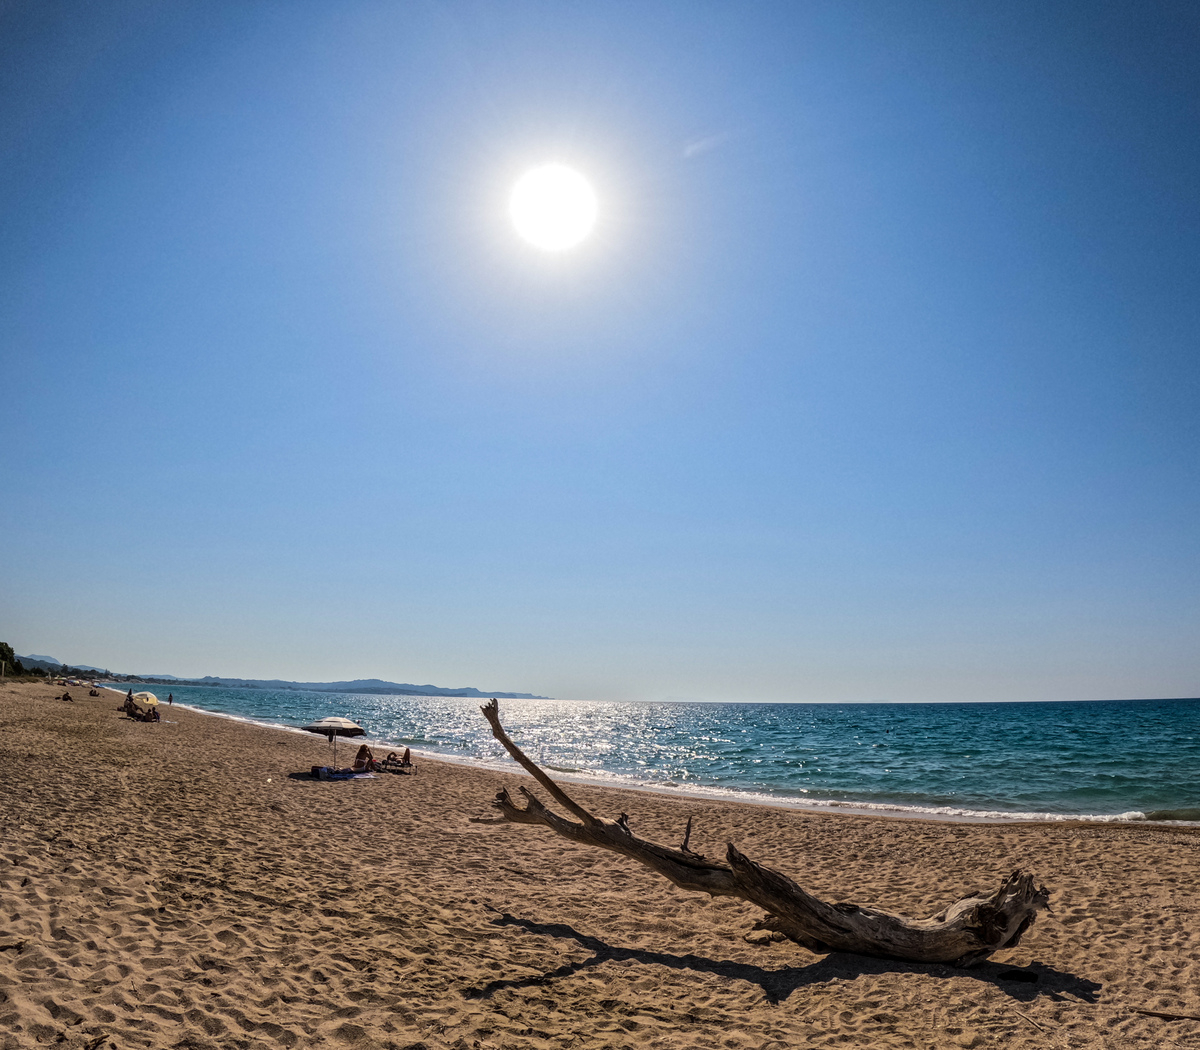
[2,679,1199,1049]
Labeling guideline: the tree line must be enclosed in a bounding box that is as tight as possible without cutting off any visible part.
[0,641,87,679]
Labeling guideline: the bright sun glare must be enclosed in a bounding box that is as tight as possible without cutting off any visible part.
[510,164,597,252]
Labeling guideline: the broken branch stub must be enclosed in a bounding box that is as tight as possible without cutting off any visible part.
[479,699,1050,966]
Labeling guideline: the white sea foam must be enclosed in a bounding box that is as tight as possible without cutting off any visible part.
[515,763,1165,824]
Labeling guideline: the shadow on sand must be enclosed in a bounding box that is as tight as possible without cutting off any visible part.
[465,911,1101,1006]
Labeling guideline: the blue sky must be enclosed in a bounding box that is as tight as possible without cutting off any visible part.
[2,0,1197,701]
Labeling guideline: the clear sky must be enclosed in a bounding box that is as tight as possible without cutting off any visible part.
[2,1,1197,702]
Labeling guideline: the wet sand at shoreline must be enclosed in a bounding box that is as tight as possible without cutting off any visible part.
[3,678,1199,1049]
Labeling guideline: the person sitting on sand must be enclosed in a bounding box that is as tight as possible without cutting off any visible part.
[350,744,377,772]
[122,695,148,719]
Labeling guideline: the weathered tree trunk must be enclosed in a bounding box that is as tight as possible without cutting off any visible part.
[480,700,1049,967]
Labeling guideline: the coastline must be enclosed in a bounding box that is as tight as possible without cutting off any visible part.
[4,678,1200,1049]
[142,686,1199,828]
[47,687,1200,836]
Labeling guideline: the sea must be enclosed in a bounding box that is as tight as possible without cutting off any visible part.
[139,685,1200,824]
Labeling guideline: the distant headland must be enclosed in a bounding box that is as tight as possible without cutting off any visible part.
[8,651,547,699]
[135,675,549,699]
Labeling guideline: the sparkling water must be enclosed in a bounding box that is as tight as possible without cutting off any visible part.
[147,685,1200,823]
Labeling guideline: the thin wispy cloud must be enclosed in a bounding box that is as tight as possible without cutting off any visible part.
[682,132,727,159]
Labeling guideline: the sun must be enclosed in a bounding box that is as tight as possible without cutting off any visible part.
[509,164,597,252]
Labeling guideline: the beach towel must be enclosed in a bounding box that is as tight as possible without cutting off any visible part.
[312,766,376,780]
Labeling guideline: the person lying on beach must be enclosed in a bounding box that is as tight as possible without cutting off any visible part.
[382,748,415,772]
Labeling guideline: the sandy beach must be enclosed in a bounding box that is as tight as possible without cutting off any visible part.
[2,679,1199,1049]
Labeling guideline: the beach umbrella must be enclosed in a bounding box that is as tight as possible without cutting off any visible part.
[300,716,365,768]
[133,692,159,706]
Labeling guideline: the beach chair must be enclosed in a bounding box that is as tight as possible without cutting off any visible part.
[379,749,416,774]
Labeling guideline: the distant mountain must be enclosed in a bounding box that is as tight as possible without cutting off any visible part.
[18,655,63,672]
[130,674,548,699]
[13,650,546,697]
[18,655,109,673]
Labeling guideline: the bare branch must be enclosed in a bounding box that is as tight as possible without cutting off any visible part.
[481,699,599,826]
[679,816,703,858]
[479,701,1051,967]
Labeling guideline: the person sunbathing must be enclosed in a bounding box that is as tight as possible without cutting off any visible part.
[382,748,415,772]
[350,744,377,772]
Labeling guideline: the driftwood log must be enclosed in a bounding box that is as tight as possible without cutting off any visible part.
[481,699,1049,967]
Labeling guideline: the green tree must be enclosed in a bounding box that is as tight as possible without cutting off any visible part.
[0,641,25,676]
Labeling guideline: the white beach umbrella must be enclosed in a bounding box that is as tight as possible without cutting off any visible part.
[300,716,365,768]
[133,692,159,706]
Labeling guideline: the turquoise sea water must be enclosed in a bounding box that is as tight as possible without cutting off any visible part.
[143,685,1200,823]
